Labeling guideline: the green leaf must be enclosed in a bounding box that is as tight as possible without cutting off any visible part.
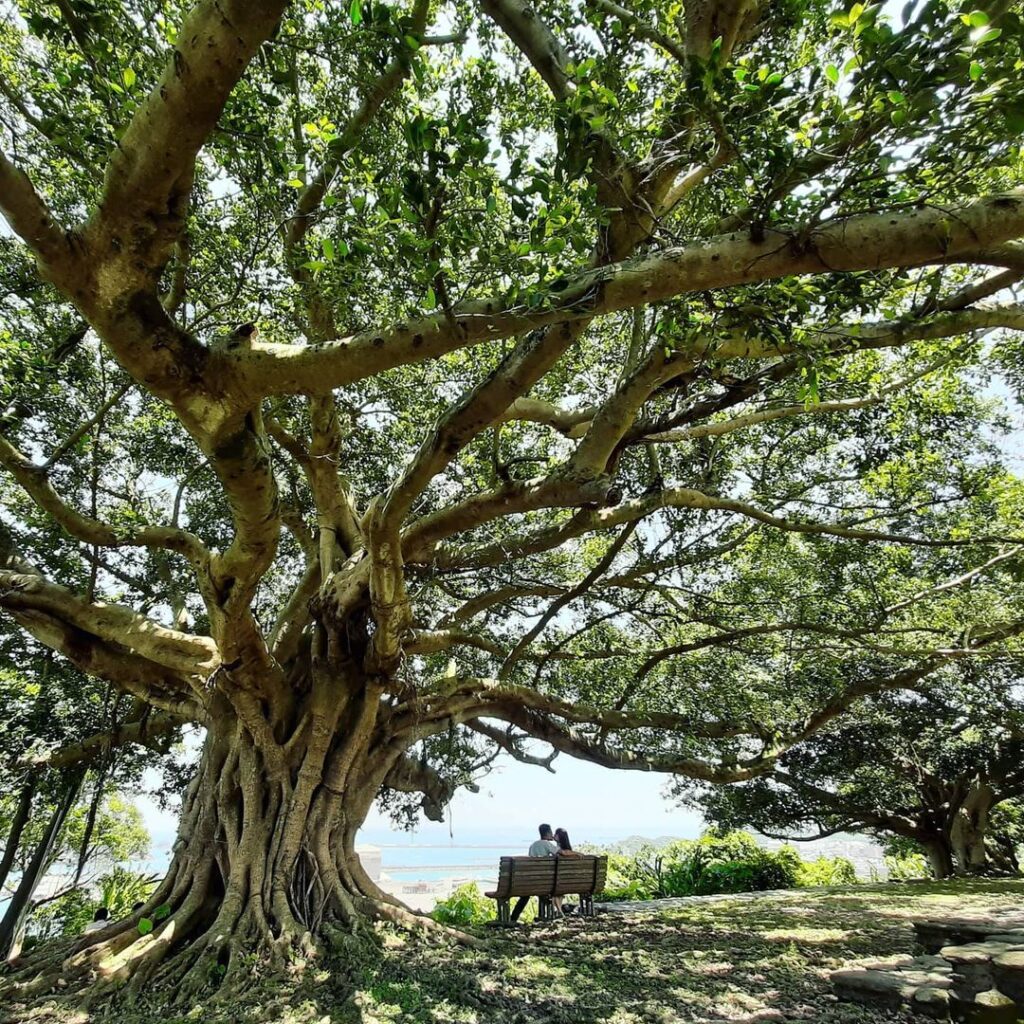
[974,27,1002,44]
[403,34,420,50]
[122,67,136,89]
[825,64,839,84]
[886,90,905,105]
[153,903,171,921]
[350,0,362,24]
[286,178,304,188]
[970,61,984,81]
[138,917,154,935]
[486,193,497,214]
[323,239,336,261]
[424,286,437,309]
[963,9,989,26]
[847,2,864,23]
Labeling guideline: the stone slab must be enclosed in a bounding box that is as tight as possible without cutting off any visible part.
[836,912,1024,1021]
[984,933,1024,947]
[893,970,953,989]
[992,951,1024,1003]
[912,985,951,1020]
[831,968,921,1009]
[941,943,1014,963]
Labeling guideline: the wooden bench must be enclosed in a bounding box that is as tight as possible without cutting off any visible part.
[485,855,608,924]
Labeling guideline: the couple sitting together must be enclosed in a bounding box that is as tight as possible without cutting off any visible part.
[529,822,577,859]
[514,822,579,919]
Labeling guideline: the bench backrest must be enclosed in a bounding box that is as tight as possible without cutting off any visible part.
[491,855,608,898]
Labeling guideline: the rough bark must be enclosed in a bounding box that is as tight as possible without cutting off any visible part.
[923,835,956,880]
[2,674,468,1004]
[950,784,996,875]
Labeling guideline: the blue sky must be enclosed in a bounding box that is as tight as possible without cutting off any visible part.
[363,754,704,839]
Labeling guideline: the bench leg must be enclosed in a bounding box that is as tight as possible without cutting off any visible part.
[538,897,553,921]
[496,900,510,925]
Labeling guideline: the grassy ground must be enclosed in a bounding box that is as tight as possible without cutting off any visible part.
[5,879,1024,1024]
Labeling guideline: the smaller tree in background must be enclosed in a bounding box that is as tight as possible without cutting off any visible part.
[681,677,1024,879]
[0,778,152,958]
[0,638,175,958]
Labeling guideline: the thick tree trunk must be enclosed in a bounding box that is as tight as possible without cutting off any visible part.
[17,689,438,1004]
[989,833,1020,874]
[922,835,956,879]
[950,784,995,875]
[1,651,475,1009]
[0,771,83,960]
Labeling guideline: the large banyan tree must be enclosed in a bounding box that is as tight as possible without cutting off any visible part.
[3,0,1024,998]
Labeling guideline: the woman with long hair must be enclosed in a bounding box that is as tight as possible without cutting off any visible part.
[552,828,581,915]
[554,828,579,856]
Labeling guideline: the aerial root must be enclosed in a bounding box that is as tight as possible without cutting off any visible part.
[353,895,483,948]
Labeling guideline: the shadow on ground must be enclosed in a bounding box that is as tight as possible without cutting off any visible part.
[4,878,1023,1024]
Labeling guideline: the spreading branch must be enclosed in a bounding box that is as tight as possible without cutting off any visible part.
[233,193,1024,397]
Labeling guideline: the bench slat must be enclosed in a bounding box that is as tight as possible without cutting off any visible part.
[488,855,608,898]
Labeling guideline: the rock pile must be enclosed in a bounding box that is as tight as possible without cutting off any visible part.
[830,910,1024,1021]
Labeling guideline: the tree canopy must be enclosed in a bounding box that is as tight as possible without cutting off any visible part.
[2,0,1024,1001]
[684,675,1024,877]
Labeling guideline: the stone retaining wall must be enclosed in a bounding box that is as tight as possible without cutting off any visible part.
[831,911,1024,1021]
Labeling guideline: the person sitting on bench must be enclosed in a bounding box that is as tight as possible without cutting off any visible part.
[510,823,559,921]
[554,828,581,915]
[528,823,559,858]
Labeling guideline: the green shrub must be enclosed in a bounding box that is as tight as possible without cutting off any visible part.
[795,855,858,887]
[596,831,811,901]
[431,883,497,925]
[29,867,157,940]
[661,847,710,897]
[692,829,761,861]
[694,860,759,893]
[693,849,799,894]
[100,866,157,918]
[599,870,657,902]
[31,887,95,941]
[770,845,803,884]
[884,852,930,880]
